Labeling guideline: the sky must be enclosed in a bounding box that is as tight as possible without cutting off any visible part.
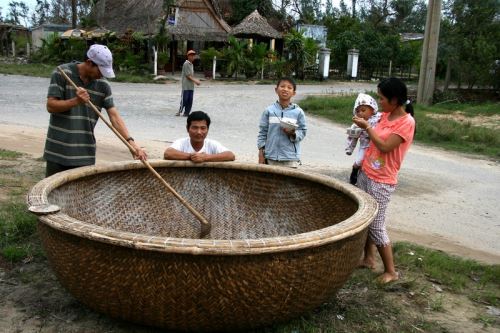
[0,0,38,13]
[0,0,38,20]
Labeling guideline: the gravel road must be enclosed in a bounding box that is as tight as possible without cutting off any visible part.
[1,74,499,263]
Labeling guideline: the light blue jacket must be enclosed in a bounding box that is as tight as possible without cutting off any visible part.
[257,102,307,161]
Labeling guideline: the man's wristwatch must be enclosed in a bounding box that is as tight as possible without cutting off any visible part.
[126,137,134,142]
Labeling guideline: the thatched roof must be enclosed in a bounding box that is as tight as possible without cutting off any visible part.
[93,0,161,35]
[93,0,230,41]
[166,17,229,41]
[231,10,282,39]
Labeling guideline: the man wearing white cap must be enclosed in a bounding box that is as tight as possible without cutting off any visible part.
[44,44,147,177]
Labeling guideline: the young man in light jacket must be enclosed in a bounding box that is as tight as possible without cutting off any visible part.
[257,77,307,168]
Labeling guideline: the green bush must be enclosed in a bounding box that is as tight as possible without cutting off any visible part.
[200,47,219,71]
[14,35,29,56]
[31,34,87,64]
[266,59,293,80]
[157,51,169,68]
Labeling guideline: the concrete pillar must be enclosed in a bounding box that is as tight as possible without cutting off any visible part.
[347,49,359,78]
[212,56,217,80]
[153,46,158,76]
[12,40,16,57]
[174,7,179,26]
[270,39,275,51]
[318,48,331,80]
[417,0,442,105]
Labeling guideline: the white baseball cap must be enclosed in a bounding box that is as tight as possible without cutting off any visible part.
[87,44,115,78]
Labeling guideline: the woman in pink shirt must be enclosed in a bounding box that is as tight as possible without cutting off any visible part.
[352,77,416,284]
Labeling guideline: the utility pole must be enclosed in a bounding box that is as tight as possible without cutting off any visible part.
[417,0,442,105]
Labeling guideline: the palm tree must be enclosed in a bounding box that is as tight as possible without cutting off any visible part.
[285,29,307,79]
[223,36,247,79]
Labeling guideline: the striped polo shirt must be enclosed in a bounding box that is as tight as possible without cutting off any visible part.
[43,62,114,166]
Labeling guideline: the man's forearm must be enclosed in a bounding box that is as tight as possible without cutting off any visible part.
[186,75,200,85]
[205,151,235,162]
[109,115,131,140]
[46,98,80,113]
[164,148,191,160]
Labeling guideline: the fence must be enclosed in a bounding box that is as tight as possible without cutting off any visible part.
[328,62,419,82]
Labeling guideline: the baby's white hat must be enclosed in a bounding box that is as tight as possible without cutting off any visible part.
[353,93,378,115]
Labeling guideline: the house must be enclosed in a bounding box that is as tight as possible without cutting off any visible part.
[0,23,30,56]
[297,24,327,47]
[31,23,71,49]
[92,0,231,71]
[231,10,283,53]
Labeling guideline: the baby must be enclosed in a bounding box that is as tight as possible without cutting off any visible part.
[345,93,381,185]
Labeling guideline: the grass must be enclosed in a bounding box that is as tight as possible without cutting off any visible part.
[0,149,23,159]
[394,243,500,306]
[0,149,499,331]
[0,150,44,263]
[300,94,500,160]
[0,62,54,78]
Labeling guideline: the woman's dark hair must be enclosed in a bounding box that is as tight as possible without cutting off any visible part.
[187,111,211,129]
[277,77,296,91]
[377,77,414,117]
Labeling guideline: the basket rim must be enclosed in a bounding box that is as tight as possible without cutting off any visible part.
[27,160,378,255]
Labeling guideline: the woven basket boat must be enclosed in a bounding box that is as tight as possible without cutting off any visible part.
[27,161,377,332]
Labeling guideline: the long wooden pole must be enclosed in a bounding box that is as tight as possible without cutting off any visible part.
[57,66,211,237]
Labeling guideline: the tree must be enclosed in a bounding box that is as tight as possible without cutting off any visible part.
[361,0,392,28]
[222,36,247,78]
[395,39,421,76]
[226,0,275,25]
[71,0,76,28]
[297,0,322,23]
[389,0,427,32]
[154,0,173,52]
[49,0,71,24]
[30,0,51,27]
[441,0,499,88]
[324,0,334,17]
[42,0,94,26]
[244,42,268,79]
[6,1,30,26]
[284,29,318,79]
[338,0,350,16]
